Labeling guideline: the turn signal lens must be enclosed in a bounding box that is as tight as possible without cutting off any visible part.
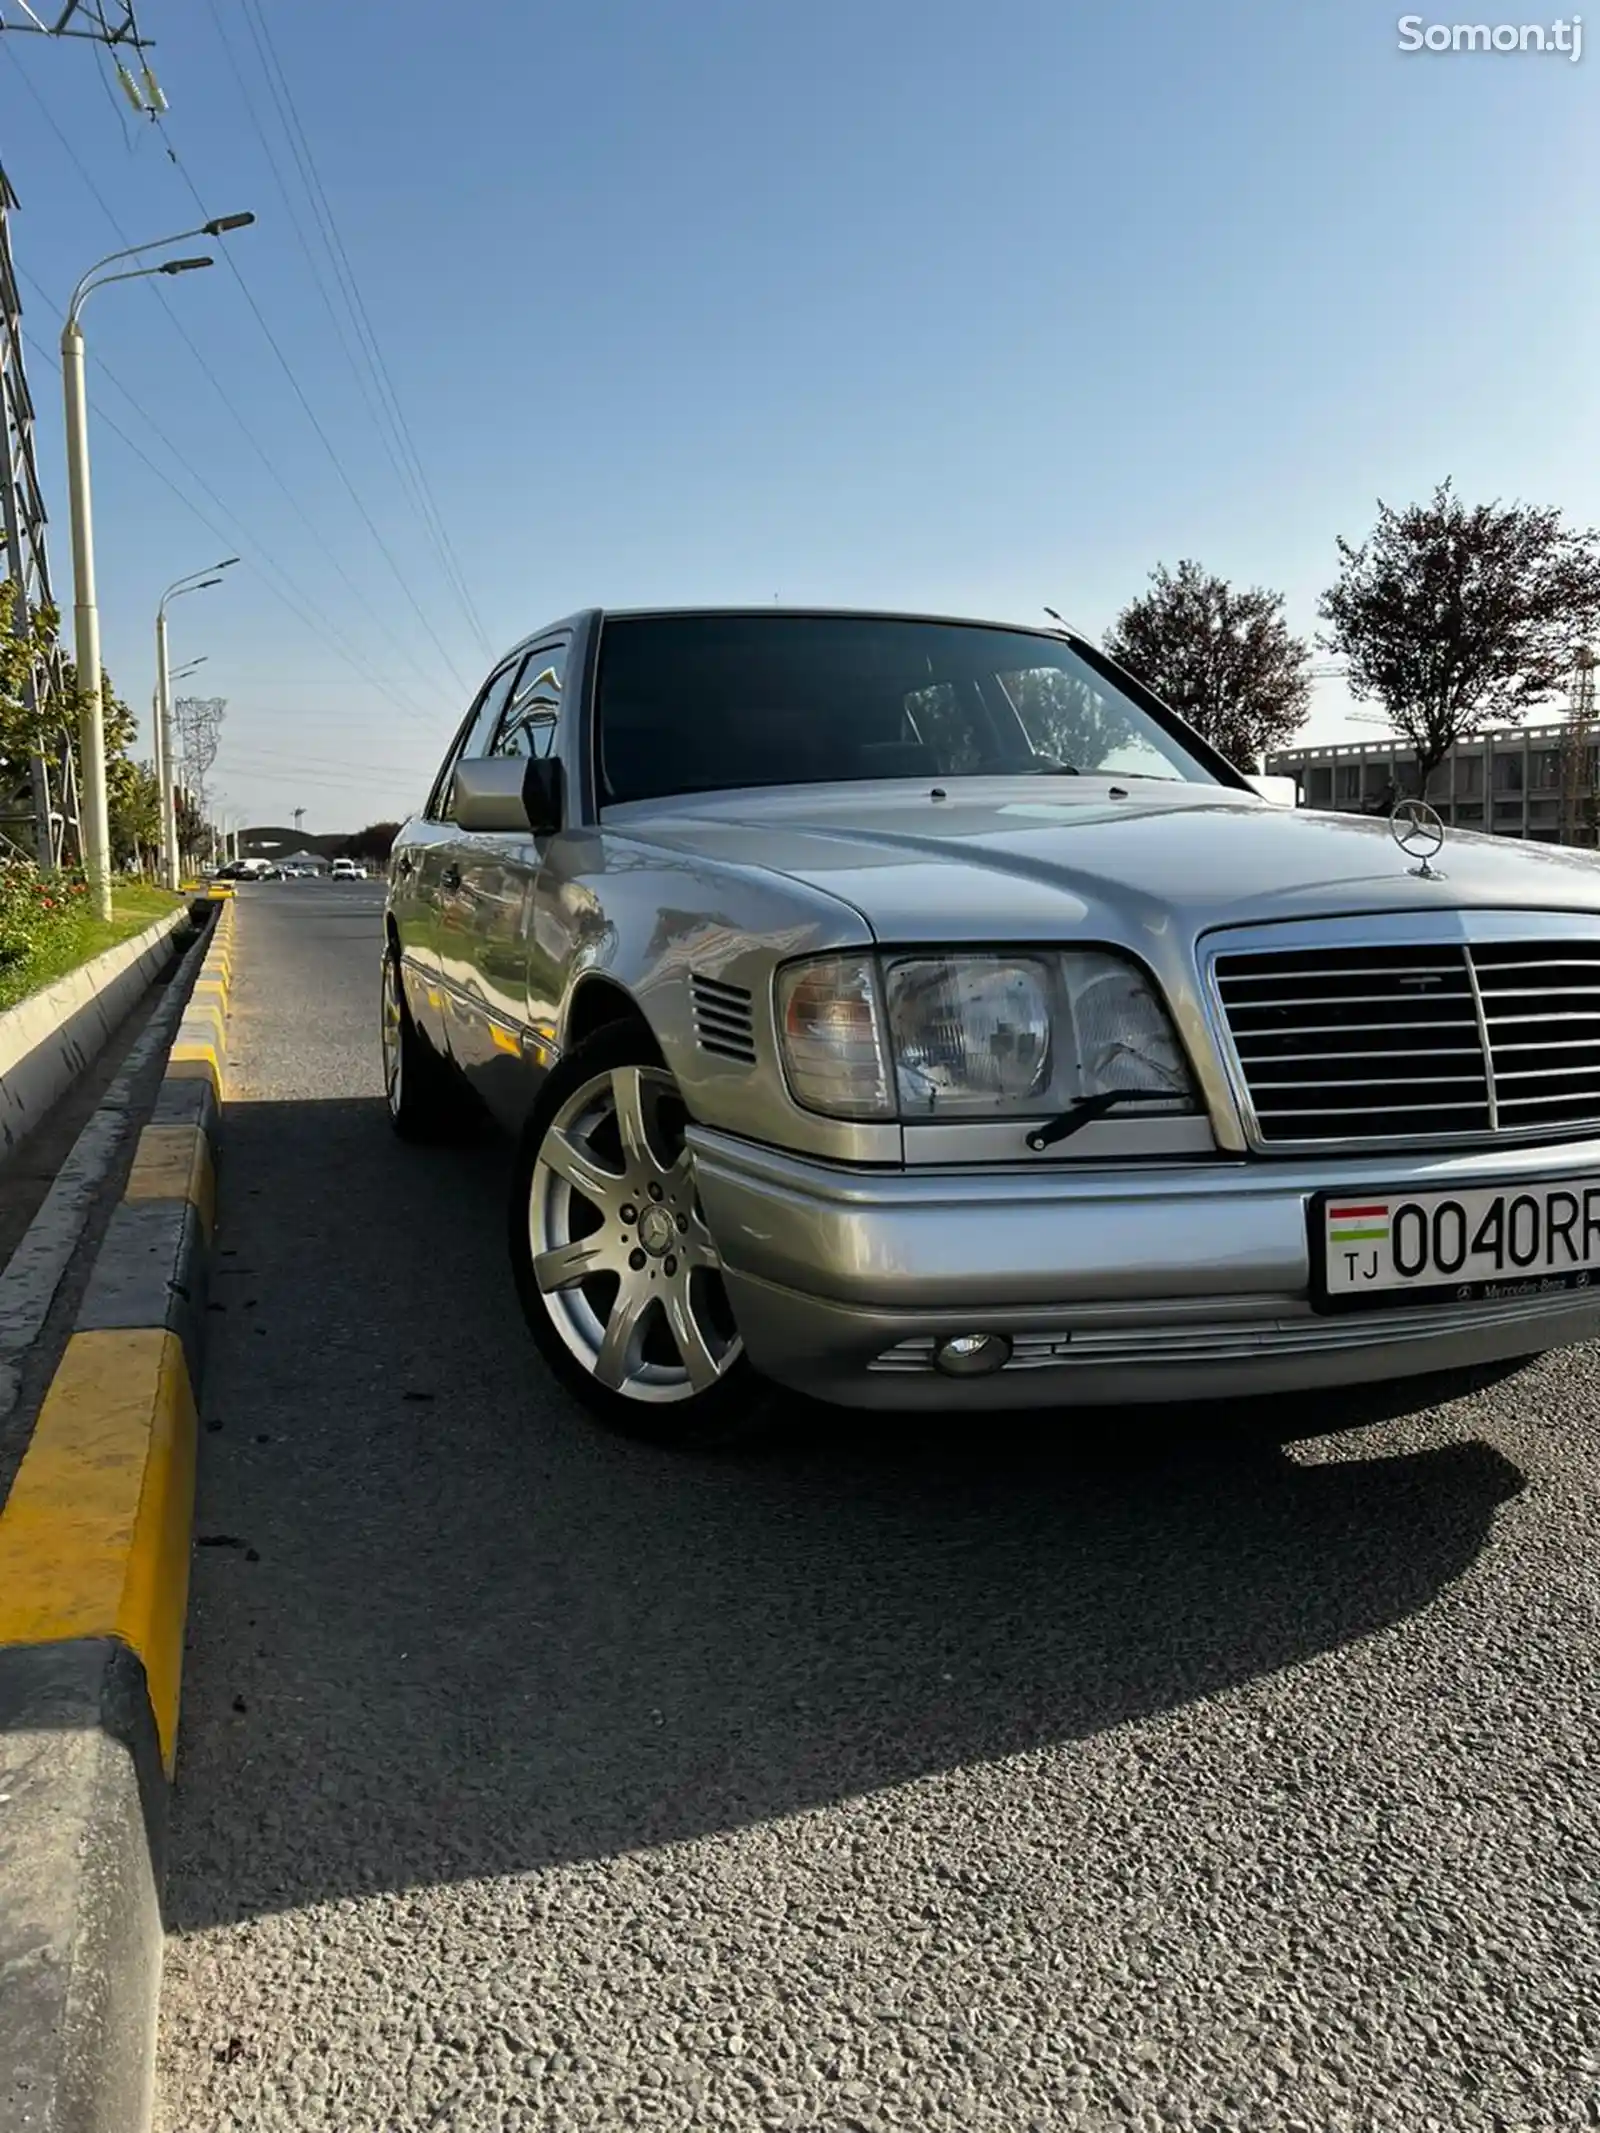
[775,956,893,1118]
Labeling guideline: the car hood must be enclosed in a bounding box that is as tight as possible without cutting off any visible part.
[608,779,1600,942]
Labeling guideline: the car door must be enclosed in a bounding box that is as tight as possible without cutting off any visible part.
[449,635,570,1127]
[391,692,489,1053]
[422,656,526,1065]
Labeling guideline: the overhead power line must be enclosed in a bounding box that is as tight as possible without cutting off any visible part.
[210,0,490,661]
[2,45,470,704]
[19,318,449,732]
[152,127,475,698]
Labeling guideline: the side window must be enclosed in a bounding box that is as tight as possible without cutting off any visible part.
[424,660,521,819]
[492,639,568,760]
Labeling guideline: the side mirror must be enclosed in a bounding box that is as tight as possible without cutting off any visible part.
[523,755,563,835]
[448,754,565,834]
[452,757,532,832]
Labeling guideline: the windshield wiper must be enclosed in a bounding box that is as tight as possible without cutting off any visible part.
[1025,1089,1184,1151]
[1030,758,1080,774]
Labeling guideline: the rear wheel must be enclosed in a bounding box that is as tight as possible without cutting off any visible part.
[382,946,470,1141]
[509,1023,767,1448]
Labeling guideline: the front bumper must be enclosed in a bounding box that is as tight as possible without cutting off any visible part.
[686,1127,1600,1410]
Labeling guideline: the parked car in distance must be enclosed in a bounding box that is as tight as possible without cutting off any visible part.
[383,605,1600,1447]
[331,857,366,881]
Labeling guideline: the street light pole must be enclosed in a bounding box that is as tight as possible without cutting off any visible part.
[60,214,254,918]
[60,306,108,915]
[156,565,233,888]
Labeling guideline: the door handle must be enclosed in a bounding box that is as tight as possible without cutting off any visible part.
[441,864,462,891]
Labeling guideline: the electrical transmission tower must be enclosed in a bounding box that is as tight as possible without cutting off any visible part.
[1560,645,1598,847]
[173,693,225,861]
[0,165,74,865]
[0,3,167,865]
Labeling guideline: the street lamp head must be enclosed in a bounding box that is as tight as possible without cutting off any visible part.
[203,212,256,236]
[158,256,214,276]
[216,557,240,570]
[194,577,223,590]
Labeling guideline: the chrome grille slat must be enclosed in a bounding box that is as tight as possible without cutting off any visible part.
[1224,989,1472,1010]
[1261,1100,1492,1118]
[1237,1049,1481,1064]
[1232,1021,1479,1040]
[1214,925,1600,1147]
[1248,1074,1488,1090]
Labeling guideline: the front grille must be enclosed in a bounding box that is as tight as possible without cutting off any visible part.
[1471,942,1600,1133]
[690,973,757,1064]
[1213,933,1600,1146]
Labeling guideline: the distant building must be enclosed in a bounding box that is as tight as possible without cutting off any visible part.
[1268,717,1597,844]
[239,825,349,862]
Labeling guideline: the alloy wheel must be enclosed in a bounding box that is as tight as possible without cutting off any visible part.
[381,954,403,1118]
[528,1063,741,1403]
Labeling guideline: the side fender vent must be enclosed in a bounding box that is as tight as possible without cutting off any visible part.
[690,973,757,1064]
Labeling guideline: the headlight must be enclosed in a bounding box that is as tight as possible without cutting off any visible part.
[1062,950,1191,1102]
[774,950,1195,1123]
[887,957,1052,1116]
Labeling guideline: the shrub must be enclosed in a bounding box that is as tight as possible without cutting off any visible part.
[0,859,90,989]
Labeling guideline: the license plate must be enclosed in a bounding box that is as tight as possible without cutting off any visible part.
[1310,1180,1600,1313]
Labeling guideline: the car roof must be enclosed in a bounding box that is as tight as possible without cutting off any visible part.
[594,605,1074,635]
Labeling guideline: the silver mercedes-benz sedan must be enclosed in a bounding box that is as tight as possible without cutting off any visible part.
[383,606,1600,1445]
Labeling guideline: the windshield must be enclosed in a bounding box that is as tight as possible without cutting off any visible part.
[596,614,1224,806]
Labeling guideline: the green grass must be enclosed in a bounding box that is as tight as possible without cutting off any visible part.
[0,883,185,1014]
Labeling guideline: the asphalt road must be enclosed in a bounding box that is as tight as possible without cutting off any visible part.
[157,879,1600,2133]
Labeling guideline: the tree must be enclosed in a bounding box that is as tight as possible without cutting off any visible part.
[0,590,147,867]
[110,757,160,868]
[1318,481,1600,789]
[174,788,207,865]
[1000,665,1139,770]
[343,820,399,863]
[1103,560,1311,768]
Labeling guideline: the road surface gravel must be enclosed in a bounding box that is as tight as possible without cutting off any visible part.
[156,880,1600,2133]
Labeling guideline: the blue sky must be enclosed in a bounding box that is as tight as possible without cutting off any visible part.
[1,0,1594,831]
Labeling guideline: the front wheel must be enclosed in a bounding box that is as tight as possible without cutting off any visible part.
[381,946,471,1141]
[508,1023,768,1448]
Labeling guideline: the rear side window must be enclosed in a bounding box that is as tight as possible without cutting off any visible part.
[493,640,568,759]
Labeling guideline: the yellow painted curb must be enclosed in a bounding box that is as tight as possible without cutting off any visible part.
[125,1124,215,1237]
[0,1329,197,1772]
[168,1044,221,1098]
[179,1001,227,1047]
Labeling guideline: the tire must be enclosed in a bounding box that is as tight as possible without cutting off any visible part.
[381,945,472,1142]
[508,1021,770,1448]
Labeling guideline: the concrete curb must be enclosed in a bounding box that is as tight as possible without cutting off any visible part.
[0,893,234,2133]
[0,909,192,1161]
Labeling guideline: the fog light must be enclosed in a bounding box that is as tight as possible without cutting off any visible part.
[933,1332,1012,1377]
